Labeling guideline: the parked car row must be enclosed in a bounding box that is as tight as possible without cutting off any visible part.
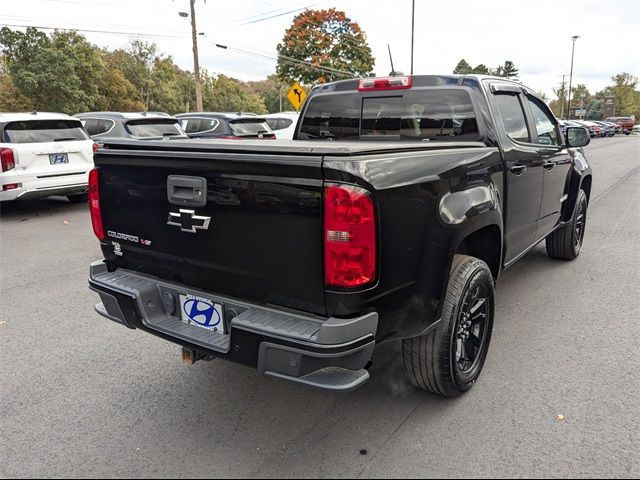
[75,110,301,143]
[0,109,302,204]
[605,116,634,134]
[558,119,629,138]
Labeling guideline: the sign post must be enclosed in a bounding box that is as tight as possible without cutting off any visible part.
[287,82,307,111]
[603,97,616,119]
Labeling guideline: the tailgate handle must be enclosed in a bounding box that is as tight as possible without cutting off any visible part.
[167,175,207,207]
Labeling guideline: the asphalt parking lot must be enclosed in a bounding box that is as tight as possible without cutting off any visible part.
[1,136,639,478]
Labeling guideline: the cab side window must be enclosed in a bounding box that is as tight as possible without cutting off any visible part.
[527,97,559,146]
[493,93,530,143]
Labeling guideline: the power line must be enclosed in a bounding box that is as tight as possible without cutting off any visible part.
[196,1,312,31]
[241,6,314,26]
[1,15,185,36]
[212,41,353,78]
[0,23,188,40]
[38,0,176,10]
[230,1,312,23]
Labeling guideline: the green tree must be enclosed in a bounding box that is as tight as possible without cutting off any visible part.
[149,56,193,114]
[605,72,640,117]
[276,8,374,84]
[0,27,104,112]
[495,60,519,79]
[453,59,473,75]
[585,99,604,120]
[0,73,32,111]
[95,50,145,111]
[0,54,31,111]
[247,74,285,113]
[202,73,267,113]
[549,81,568,118]
[108,41,158,109]
[569,84,592,117]
[93,66,144,112]
[472,64,492,75]
[106,40,196,114]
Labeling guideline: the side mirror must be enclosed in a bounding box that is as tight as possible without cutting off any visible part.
[566,127,590,148]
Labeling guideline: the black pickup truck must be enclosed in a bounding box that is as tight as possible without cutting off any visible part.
[88,75,592,397]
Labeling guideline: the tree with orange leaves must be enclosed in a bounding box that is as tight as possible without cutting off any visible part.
[276,8,375,85]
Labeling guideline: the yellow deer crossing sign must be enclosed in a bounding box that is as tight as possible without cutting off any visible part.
[287,82,307,111]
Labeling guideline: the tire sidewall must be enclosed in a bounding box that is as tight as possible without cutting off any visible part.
[571,190,588,257]
[445,260,495,393]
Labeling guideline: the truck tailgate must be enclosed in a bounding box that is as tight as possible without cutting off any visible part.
[96,145,326,316]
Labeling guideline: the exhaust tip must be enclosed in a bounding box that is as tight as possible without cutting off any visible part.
[182,348,196,365]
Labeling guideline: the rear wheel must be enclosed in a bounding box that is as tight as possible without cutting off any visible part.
[67,193,88,203]
[402,255,495,397]
[546,189,587,260]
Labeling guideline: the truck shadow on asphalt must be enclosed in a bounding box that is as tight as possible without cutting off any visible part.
[0,197,86,221]
[114,244,571,473]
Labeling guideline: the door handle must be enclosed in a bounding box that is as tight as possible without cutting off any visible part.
[167,175,207,207]
[543,161,556,170]
[510,165,526,175]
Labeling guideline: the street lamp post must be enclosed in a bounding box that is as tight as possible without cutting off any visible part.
[410,0,415,75]
[566,35,580,120]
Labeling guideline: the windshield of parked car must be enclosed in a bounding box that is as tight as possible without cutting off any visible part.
[3,119,89,143]
[298,88,480,141]
[125,119,185,137]
[229,119,272,136]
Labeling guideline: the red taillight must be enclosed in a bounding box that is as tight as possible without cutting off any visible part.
[324,184,376,288]
[88,168,104,241]
[1,148,15,172]
[358,76,412,91]
[93,143,99,154]
[2,183,21,191]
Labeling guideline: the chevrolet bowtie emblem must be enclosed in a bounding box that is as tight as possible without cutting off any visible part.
[167,209,211,233]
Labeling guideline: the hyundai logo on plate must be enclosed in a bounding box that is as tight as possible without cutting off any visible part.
[183,298,221,328]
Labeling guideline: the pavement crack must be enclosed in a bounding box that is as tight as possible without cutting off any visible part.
[591,164,640,205]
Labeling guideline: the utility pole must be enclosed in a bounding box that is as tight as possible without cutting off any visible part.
[559,75,566,119]
[189,0,203,112]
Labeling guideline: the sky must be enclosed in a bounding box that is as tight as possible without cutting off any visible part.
[2,0,639,99]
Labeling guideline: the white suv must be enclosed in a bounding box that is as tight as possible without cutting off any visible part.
[0,112,95,203]
[262,112,300,140]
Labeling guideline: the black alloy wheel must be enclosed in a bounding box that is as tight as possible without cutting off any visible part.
[573,199,586,253]
[402,254,495,397]
[454,283,489,378]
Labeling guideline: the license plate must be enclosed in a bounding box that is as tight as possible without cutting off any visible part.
[49,153,69,165]
[179,294,225,333]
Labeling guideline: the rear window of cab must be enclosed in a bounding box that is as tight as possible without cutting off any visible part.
[298,88,480,142]
[2,119,89,143]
